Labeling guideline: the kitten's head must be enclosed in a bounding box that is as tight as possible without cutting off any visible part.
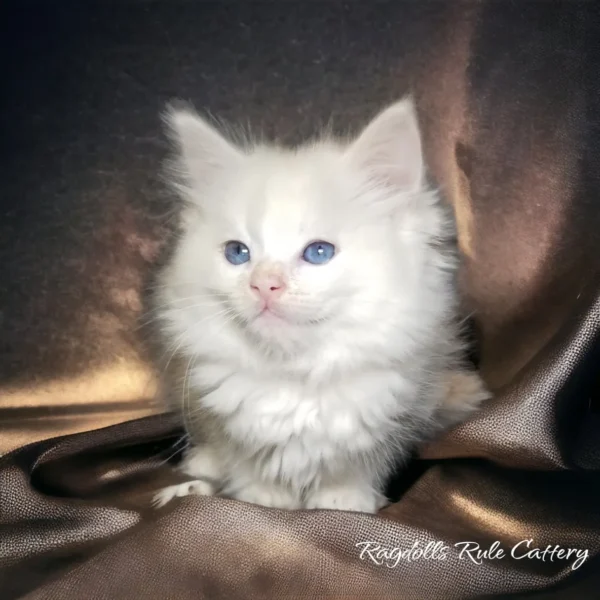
[160,99,454,356]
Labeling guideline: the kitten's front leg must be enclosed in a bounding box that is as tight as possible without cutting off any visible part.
[222,466,302,510]
[152,445,221,508]
[304,477,387,514]
[228,481,301,510]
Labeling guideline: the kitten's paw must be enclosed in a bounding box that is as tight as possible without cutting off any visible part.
[305,485,385,513]
[152,479,215,508]
[230,482,300,510]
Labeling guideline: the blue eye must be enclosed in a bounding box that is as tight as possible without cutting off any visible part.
[302,241,335,264]
[224,240,251,265]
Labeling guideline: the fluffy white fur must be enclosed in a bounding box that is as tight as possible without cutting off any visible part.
[151,99,489,513]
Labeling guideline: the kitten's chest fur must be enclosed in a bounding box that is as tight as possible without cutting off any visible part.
[185,339,420,486]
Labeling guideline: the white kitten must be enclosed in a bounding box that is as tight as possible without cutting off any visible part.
[151,99,489,513]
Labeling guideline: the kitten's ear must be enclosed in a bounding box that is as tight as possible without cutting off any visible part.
[345,98,424,192]
[164,103,242,195]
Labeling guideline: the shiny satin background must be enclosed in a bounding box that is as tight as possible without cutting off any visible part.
[1,2,599,598]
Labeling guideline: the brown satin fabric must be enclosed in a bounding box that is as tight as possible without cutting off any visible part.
[1,1,600,598]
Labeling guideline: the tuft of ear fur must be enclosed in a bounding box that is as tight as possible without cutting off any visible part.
[345,98,424,192]
[164,102,242,200]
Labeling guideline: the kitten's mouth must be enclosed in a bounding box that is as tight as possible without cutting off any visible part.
[252,306,328,327]
[256,307,286,323]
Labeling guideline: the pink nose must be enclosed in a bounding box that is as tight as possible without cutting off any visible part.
[250,274,286,301]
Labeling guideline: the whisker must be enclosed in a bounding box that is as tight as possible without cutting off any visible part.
[141,295,226,314]
[159,329,192,375]
[182,353,196,436]
[146,309,237,386]
[155,436,191,467]
[166,306,240,434]
[145,282,214,291]
[137,301,233,329]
